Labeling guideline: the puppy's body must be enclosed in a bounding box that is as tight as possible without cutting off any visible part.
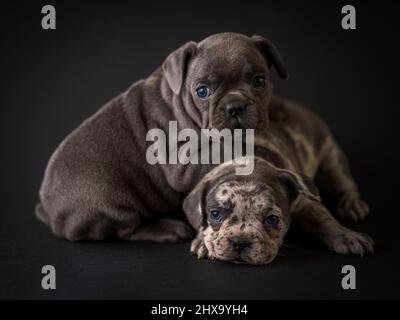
[184,98,372,264]
[36,73,205,241]
[256,97,327,176]
[259,97,366,219]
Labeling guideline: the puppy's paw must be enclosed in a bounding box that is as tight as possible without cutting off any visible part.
[134,218,193,243]
[327,226,374,256]
[337,196,369,222]
[158,218,194,243]
[190,237,210,259]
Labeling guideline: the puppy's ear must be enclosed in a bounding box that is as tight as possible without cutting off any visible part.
[251,35,289,80]
[277,169,321,202]
[162,41,197,95]
[183,179,209,230]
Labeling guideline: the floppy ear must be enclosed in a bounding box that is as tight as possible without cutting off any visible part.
[162,41,197,95]
[183,179,209,230]
[277,169,321,202]
[251,34,289,80]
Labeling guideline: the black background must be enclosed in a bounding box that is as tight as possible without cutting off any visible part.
[1,0,399,299]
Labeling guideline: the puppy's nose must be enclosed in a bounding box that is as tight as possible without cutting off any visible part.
[225,103,247,118]
[230,237,251,252]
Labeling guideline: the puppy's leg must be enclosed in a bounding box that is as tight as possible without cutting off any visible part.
[42,182,192,243]
[291,198,374,256]
[318,138,369,221]
[190,228,210,259]
[122,218,193,243]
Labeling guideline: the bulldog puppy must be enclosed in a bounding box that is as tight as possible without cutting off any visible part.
[183,100,373,265]
[36,32,288,241]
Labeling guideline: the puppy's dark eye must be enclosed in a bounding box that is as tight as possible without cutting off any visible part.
[252,76,266,89]
[209,209,223,223]
[265,214,280,225]
[196,86,211,99]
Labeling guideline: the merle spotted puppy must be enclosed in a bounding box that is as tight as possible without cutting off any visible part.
[183,99,373,265]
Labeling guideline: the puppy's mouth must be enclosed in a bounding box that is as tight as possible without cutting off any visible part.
[230,253,256,264]
[209,104,262,131]
[215,246,275,265]
[231,116,245,129]
[222,252,274,265]
[210,114,260,131]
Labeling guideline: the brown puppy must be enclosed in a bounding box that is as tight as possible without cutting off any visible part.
[183,100,373,265]
[36,33,288,241]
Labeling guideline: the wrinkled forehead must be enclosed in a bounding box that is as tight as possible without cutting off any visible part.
[208,180,273,209]
[190,39,268,83]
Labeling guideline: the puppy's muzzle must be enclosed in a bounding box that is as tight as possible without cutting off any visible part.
[225,102,248,118]
[229,236,252,252]
[222,92,254,119]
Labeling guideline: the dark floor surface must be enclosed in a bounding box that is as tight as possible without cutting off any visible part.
[1,172,399,299]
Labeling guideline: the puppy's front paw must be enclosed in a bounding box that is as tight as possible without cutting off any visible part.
[190,237,210,259]
[149,218,194,243]
[327,226,374,256]
[163,219,195,243]
[337,196,369,221]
